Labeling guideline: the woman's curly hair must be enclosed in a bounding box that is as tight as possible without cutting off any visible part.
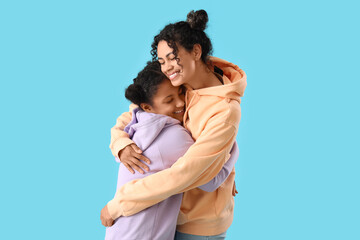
[151,10,213,64]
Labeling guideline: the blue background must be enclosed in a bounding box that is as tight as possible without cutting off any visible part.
[1,0,359,239]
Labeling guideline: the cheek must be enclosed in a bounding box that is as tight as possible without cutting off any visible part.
[160,65,166,73]
[189,62,196,73]
[157,104,172,116]
[182,61,194,75]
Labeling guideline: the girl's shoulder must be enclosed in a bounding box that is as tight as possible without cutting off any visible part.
[156,123,194,150]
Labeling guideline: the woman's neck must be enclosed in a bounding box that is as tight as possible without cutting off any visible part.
[187,62,222,90]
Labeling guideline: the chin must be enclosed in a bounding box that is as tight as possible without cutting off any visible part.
[170,78,183,87]
[174,116,183,122]
[170,81,182,87]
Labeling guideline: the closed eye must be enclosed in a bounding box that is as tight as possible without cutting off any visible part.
[168,53,176,61]
[165,98,174,103]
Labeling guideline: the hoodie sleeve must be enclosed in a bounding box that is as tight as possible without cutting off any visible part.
[107,104,241,220]
[158,127,238,193]
[109,104,138,157]
[198,141,239,192]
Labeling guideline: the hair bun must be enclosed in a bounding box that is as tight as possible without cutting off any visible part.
[186,9,208,31]
[125,82,146,104]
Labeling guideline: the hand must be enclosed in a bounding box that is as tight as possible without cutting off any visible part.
[100,205,114,227]
[232,181,238,197]
[119,144,151,174]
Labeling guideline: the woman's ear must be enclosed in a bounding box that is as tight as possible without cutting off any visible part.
[192,44,202,61]
[140,103,153,113]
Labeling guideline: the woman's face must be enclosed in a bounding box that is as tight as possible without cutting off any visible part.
[157,40,196,87]
[143,79,185,123]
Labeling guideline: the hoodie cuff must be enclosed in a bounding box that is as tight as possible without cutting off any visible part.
[107,198,124,220]
[110,138,135,158]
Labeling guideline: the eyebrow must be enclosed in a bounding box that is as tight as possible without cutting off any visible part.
[158,52,174,60]
[163,94,174,100]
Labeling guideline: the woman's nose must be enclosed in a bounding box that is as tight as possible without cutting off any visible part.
[164,61,173,73]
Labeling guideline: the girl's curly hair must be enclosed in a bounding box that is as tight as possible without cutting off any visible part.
[125,61,167,107]
[151,10,213,64]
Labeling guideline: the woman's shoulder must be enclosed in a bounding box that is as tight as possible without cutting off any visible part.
[188,96,241,127]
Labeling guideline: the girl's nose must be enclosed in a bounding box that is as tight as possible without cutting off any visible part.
[176,98,185,108]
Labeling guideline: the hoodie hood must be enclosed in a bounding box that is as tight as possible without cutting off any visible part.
[124,108,180,151]
[188,56,247,103]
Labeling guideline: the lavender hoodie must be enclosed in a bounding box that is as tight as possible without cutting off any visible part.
[105,108,239,240]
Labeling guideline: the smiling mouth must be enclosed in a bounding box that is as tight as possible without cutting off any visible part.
[169,71,180,80]
[174,109,184,114]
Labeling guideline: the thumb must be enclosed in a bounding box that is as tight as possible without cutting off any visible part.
[130,144,142,154]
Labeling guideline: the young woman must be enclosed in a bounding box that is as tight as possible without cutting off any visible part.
[101,10,247,239]
[104,61,239,240]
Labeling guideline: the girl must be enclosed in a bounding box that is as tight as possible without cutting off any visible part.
[104,61,239,240]
[101,10,247,239]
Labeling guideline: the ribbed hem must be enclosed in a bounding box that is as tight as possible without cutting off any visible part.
[110,138,134,157]
[107,198,124,220]
[176,212,233,236]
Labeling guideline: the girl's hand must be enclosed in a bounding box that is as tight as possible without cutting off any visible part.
[118,144,151,174]
[232,181,238,196]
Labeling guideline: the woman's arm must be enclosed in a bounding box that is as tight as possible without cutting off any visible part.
[106,105,241,220]
[109,104,137,157]
[109,104,150,173]
[155,126,239,194]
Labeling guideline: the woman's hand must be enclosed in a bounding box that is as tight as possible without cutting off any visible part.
[119,144,151,174]
[232,181,238,196]
[100,205,114,227]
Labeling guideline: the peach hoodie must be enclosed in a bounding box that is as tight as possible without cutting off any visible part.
[107,57,247,236]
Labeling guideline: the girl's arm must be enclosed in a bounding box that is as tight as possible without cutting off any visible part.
[198,142,239,192]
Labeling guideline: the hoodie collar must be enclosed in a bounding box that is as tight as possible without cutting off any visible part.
[186,56,247,103]
[124,108,180,151]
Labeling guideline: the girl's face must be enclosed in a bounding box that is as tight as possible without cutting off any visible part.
[142,79,185,123]
[157,40,197,87]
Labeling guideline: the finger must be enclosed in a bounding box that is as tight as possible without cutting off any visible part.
[101,219,107,227]
[126,147,150,165]
[132,151,151,165]
[130,144,143,154]
[123,163,135,174]
[129,160,145,174]
[100,212,105,225]
[130,157,150,171]
[135,153,151,165]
